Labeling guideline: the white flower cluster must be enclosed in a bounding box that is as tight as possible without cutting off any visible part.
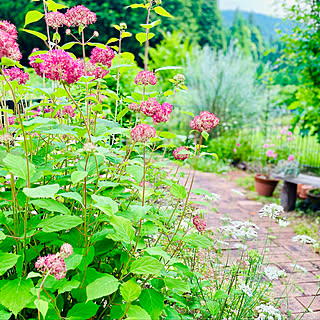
[238,283,253,297]
[255,304,281,320]
[292,235,317,244]
[259,203,284,219]
[219,220,259,240]
[264,266,286,281]
[278,219,290,227]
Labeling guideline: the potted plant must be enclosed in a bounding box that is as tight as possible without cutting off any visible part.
[254,128,298,197]
[306,188,320,208]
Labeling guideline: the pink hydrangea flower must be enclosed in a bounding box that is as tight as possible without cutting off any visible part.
[291,136,296,141]
[190,111,219,133]
[0,29,22,61]
[39,49,82,84]
[60,243,73,258]
[236,143,241,147]
[134,71,157,86]
[29,50,46,77]
[280,128,287,135]
[288,155,294,161]
[65,5,97,28]
[152,102,173,124]
[8,116,15,125]
[131,124,156,143]
[193,216,206,232]
[173,146,189,160]
[3,67,29,85]
[81,59,108,79]
[267,139,271,143]
[273,153,278,159]
[277,135,281,140]
[233,148,237,153]
[287,137,291,142]
[263,144,269,149]
[141,98,161,117]
[35,254,66,280]
[128,103,140,112]
[45,11,66,29]
[266,149,274,157]
[287,131,293,136]
[55,105,76,118]
[139,181,152,188]
[0,20,18,39]
[90,47,114,67]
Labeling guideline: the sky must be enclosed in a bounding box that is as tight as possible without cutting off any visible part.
[218,0,295,17]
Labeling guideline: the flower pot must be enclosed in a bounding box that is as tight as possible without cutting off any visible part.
[297,184,313,199]
[254,173,279,197]
[306,188,320,208]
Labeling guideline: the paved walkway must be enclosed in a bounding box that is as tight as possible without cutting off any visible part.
[189,170,320,319]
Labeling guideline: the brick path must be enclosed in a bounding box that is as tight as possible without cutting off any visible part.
[189,170,320,319]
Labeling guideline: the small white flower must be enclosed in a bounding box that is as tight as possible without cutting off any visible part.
[278,219,290,227]
[292,235,317,244]
[264,266,286,281]
[259,203,284,219]
[290,263,308,273]
[255,304,281,320]
[238,283,253,297]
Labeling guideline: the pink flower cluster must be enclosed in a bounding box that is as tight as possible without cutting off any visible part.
[266,149,277,159]
[190,111,219,133]
[153,102,173,124]
[128,103,140,112]
[31,49,82,84]
[135,71,157,86]
[65,5,97,28]
[131,124,156,143]
[35,243,73,280]
[3,67,29,85]
[81,60,108,79]
[141,98,161,117]
[8,116,15,125]
[56,105,76,118]
[288,155,295,161]
[0,20,22,61]
[173,146,189,160]
[45,11,66,29]
[193,216,206,232]
[90,47,114,67]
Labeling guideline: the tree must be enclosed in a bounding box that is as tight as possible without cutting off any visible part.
[197,0,226,50]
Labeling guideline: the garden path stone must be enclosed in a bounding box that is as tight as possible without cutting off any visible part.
[187,170,320,318]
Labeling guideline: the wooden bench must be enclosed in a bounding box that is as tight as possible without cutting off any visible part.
[272,173,320,211]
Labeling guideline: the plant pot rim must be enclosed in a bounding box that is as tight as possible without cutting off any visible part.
[254,173,279,182]
[306,188,320,198]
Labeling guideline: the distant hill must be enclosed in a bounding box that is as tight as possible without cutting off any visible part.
[221,10,294,42]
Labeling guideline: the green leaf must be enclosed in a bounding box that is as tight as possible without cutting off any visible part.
[4,153,36,181]
[170,184,187,199]
[136,32,155,45]
[71,171,88,184]
[214,289,229,300]
[23,184,59,199]
[1,57,16,67]
[30,199,70,215]
[117,107,129,121]
[183,233,212,248]
[67,301,99,320]
[107,37,118,44]
[127,305,151,320]
[207,300,219,315]
[120,279,141,302]
[139,289,164,320]
[23,29,47,41]
[61,42,78,50]
[0,253,20,275]
[59,192,83,205]
[164,90,174,97]
[86,274,119,301]
[159,131,176,139]
[201,131,209,141]
[38,215,83,233]
[126,165,143,183]
[191,188,213,198]
[107,216,135,244]
[164,307,181,319]
[0,310,12,320]
[164,278,190,293]
[91,195,118,215]
[154,6,173,17]
[140,20,161,29]
[34,299,48,319]
[155,66,182,72]
[122,32,132,38]
[145,247,170,261]
[24,10,43,27]
[0,231,6,241]
[130,257,163,275]
[46,0,68,11]
[0,278,33,316]
[58,278,80,294]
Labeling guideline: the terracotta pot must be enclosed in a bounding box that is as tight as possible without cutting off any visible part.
[298,184,313,199]
[254,173,279,197]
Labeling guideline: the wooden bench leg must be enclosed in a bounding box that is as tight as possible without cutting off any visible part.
[281,181,297,211]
